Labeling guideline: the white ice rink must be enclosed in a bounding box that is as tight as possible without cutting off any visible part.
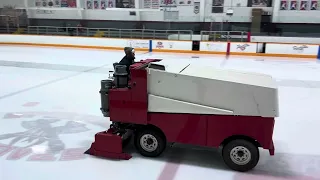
[1,45,320,180]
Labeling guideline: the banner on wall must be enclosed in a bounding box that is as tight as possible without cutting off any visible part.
[42,0,48,6]
[109,0,115,7]
[86,0,115,9]
[34,0,76,7]
[290,0,297,9]
[94,0,99,8]
[35,0,41,6]
[276,0,320,10]
[143,0,160,8]
[101,0,106,8]
[212,0,223,6]
[176,0,193,5]
[115,0,135,8]
[54,0,61,6]
[160,0,177,7]
[108,0,116,8]
[86,0,92,8]
[310,0,318,9]
[280,0,288,10]
[36,0,74,7]
[143,0,192,8]
[300,0,308,10]
[212,0,224,13]
[248,0,272,7]
[61,0,76,7]
[61,0,68,7]
[34,0,79,8]
[194,1,199,14]
[35,0,48,7]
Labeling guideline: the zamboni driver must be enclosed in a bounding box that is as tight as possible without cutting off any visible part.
[119,47,135,73]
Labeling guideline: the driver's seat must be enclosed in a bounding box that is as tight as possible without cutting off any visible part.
[113,63,119,70]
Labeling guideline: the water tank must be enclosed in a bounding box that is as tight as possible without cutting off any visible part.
[100,79,113,117]
[114,65,128,88]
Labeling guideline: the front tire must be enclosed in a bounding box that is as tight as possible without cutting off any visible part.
[222,139,259,172]
[134,129,166,157]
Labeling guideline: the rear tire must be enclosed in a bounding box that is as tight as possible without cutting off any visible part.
[222,139,259,172]
[134,129,166,157]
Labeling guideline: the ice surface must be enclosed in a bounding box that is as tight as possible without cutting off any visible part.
[1,45,320,180]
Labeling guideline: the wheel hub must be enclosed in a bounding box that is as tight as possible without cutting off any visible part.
[146,138,153,145]
[230,146,251,165]
[140,134,158,152]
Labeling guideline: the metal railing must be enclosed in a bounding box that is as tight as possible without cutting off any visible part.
[23,26,193,40]
[0,25,251,42]
[0,27,18,33]
[200,31,248,42]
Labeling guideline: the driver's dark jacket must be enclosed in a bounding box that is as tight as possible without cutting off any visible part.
[119,55,135,73]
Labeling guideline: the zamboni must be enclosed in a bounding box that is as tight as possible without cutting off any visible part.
[86,59,279,172]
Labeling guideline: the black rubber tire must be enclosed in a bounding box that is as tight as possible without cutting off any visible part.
[134,129,166,157]
[222,139,259,172]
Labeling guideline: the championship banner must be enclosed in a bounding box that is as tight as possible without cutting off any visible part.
[143,0,160,9]
[212,0,223,6]
[310,0,318,9]
[61,0,68,7]
[160,0,177,7]
[86,0,92,9]
[177,0,193,5]
[290,0,297,9]
[54,0,61,7]
[60,0,76,7]
[35,0,41,6]
[300,0,308,10]
[94,0,99,8]
[101,0,106,9]
[42,0,48,7]
[108,0,115,8]
[280,0,288,10]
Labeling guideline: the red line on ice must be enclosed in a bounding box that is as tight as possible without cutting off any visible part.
[22,102,40,107]
[157,161,181,180]
[157,118,200,180]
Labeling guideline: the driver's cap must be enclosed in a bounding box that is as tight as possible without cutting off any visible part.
[124,47,134,54]
[124,47,131,52]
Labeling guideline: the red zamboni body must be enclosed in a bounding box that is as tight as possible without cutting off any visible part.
[87,59,278,172]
